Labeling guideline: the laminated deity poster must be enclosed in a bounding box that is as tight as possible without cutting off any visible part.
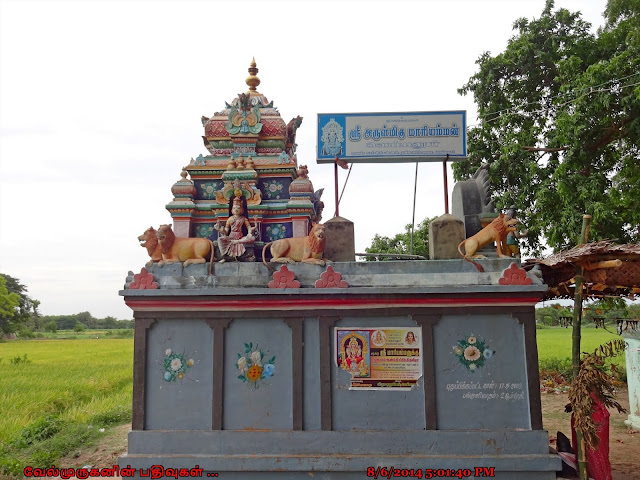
[335,327,423,390]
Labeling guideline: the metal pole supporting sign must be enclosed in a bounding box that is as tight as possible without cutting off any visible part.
[410,162,419,255]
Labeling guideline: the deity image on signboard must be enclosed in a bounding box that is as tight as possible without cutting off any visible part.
[337,331,370,377]
[405,330,419,346]
[320,118,344,156]
[335,327,423,390]
[371,329,387,347]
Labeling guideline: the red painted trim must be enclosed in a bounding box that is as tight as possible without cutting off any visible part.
[124,296,541,311]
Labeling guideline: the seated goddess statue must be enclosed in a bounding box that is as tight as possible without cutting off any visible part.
[215,195,258,262]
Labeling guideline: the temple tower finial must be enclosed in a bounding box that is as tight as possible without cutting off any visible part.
[246,57,260,92]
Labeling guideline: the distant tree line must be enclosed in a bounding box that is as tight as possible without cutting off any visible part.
[39,312,134,331]
[536,299,640,326]
[1,273,132,338]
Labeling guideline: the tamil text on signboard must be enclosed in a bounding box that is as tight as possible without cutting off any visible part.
[335,327,423,390]
[317,111,466,163]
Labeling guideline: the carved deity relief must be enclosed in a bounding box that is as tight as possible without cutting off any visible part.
[215,178,262,206]
[225,93,263,135]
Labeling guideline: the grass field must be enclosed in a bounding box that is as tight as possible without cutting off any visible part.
[0,339,132,475]
[28,329,133,340]
[0,326,627,476]
[536,325,626,375]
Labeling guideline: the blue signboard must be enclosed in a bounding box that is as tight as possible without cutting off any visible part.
[317,111,467,163]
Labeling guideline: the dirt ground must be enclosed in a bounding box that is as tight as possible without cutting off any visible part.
[51,388,639,479]
[543,386,639,479]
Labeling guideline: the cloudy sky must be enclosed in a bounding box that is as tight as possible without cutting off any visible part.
[0,0,608,320]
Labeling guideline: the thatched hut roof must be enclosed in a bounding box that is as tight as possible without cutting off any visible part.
[523,241,640,300]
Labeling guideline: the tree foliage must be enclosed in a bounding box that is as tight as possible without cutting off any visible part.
[0,274,39,337]
[0,276,20,320]
[535,303,572,325]
[40,312,133,330]
[365,217,435,259]
[44,320,57,333]
[455,0,640,254]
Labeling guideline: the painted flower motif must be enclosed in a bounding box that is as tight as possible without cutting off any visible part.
[262,364,275,378]
[170,358,183,371]
[269,183,278,192]
[196,225,214,238]
[237,356,247,372]
[247,365,263,381]
[236,342,276,387]
[250,350,262,366]
[163,349,194,382]
[463,346,481,361]
[205,185,214,194]
[265,224,287,240]
[452,333,493,372]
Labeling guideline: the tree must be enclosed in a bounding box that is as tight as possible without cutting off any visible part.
[0,276,20,334]
[584,297,628,323]
[0,274,39,337]
[75,311,97,329]
[534,303,569,325]
[101,316,118,329]
[628,303,640,319]
[455,0,640,254]
[364,217,435,259]
[74,322,86,332]
[44,320,57,333]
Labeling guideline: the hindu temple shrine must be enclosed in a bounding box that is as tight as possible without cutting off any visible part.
[119,60,560,479]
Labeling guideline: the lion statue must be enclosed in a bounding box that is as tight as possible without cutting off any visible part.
[156,224,215,274]
[457,213,519,272]
[262,223,328,269]
[296,165,309,179]
[139,226,162,266]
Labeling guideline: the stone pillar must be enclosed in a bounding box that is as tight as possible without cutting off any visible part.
[452,181,482,238]
[291,217,310,238]
[172,218,192,238]
[428,213,465,259]
[621,324,640,430]
[324,216,355,262]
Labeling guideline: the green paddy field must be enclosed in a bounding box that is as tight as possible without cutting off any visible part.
[0,338,132,475]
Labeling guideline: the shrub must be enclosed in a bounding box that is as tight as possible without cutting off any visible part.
[90,406,132,426]
[17,327,35,339]
[12,416,63,449]
[539,357,573,380]
[9,354,31,365]
[44,320,57,333]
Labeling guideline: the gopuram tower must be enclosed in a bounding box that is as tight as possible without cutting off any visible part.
[166,59,321,258]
